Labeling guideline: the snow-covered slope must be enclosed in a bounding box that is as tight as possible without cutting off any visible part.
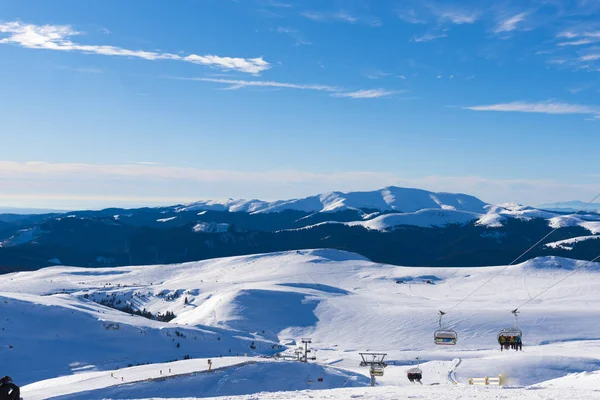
[307,203,600,232]
[348,209,481,229]
[22,357,370,400]
[545,235,600,250]
[175,187,488,214]
[3,248,600,399]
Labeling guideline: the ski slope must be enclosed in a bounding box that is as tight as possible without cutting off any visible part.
[2,249,600,399]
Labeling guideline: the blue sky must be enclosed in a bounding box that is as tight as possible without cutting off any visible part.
[1,0,599,209]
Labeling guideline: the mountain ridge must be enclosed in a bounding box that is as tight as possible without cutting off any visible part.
[175,186,489,214]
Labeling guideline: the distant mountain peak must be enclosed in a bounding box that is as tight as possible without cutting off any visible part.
[176,186,489,214]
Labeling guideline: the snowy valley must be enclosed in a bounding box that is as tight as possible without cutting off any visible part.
[1,249,600,399]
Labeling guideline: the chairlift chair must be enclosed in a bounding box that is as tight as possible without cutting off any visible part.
[498,309,523,346]
[370,366,384,377]
[407,356,423,383]
[407,367,423,383]
[434,311,458,345]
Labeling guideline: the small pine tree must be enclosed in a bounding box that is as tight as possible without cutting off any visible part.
[184,297,188,305]
[176,342,180,348]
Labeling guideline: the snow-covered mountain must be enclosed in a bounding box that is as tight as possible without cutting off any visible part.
[1,186,600,272]
[175,187,489,214]
[3,249,600,399]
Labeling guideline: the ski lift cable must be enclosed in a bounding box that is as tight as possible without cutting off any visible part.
[515,253,600,311]
[443,192,600,314]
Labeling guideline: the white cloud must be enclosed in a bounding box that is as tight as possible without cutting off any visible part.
[465,101,600,118]
[412,32,448,42]
[494,12,528,33]
[332,89,397,99]
[0,21,270,74]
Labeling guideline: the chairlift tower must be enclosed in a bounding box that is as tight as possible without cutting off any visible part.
[300,338,316,362]
[359,352,388,386]
[294,347,303,361]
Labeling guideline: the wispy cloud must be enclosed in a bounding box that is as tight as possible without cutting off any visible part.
[57,65,103,74]
[0,21,270,74]
[275,27,310,45]
[465,101,600,118]
[411,32,448,42]
[363,70,391,79]
[580,53,600,61]
[173,77,396,99]
[558,30,600,39]
[301,10,380,26]
[302,10,358,23]
[332,89,397,99]
[557,39,595,46]
[433,8,479,24]
[74,67,103,74]
[178,77,339,92]
[494,12,528,33]
[396,9,427,24]
[263,0,293,8]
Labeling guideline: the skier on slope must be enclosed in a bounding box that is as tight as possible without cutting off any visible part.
[0,376,20,400]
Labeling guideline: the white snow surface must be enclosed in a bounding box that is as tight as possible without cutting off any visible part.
[2,249,600,399]
[327,203,600,231]
[157,217,178,223]
[192,222,230,233]
[349,208,481,229]
[545,235,600,250]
